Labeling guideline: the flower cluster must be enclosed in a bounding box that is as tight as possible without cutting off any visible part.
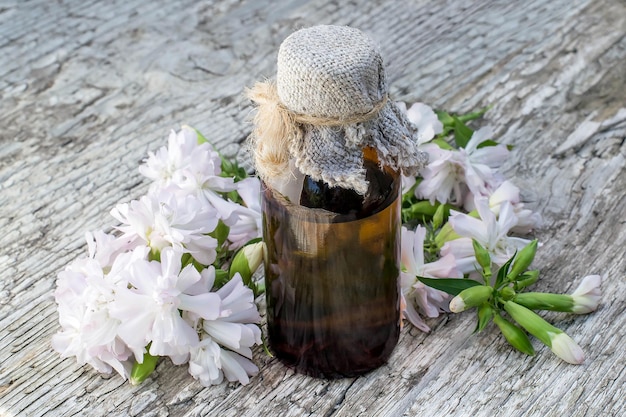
[53,127,264,386]
[398,103,602,363]
[54,104,603,389]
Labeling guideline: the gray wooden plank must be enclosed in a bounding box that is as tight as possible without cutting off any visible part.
[1,0,625,416]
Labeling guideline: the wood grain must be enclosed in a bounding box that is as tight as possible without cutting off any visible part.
[1,0,624,416]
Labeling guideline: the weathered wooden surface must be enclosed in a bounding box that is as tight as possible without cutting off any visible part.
[1,0,625,416]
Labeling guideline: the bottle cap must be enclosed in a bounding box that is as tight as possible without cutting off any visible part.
[249,25,427,194]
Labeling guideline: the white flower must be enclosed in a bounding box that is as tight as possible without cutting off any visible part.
[139,126,240,224]
[415,144,463,205]
[442,197,531,273]
[110,192,219,265]
[481,180,542,234]
[400,226,462,332]
[549,332,585,364]
[188,336,260,387]
[461,126,509,197]
[187,272,261,386]
[189,338,224,386]
[139,127,199,191]
[84,230,133,270]
[404,102,443,145]
[109,247,222,364]
[571,275,602,314]
[416,127,508,207]
[220,349,260,385]
[226,177,263,249]
[203,274,262,353]
[52,246,139,379]
[55,126,268,386]
[140,127,235,195]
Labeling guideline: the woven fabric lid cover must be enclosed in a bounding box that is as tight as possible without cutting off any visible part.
[262,25,427,194]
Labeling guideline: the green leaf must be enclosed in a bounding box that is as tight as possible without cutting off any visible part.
[213,268,230,289]
[495,253,515,289]
[476,139,499,149]
[194,128,209,144]
[130,350,159,386]
[418,276,482,296]
[436,110,455,127]
[457,105,491,123]
[226,190,242,204]
[453,116,474,148]
[220,157,248,182]
[180,252,194,268]
[434,106,490,144]
[209,221,230,247]
[432,138,454,150]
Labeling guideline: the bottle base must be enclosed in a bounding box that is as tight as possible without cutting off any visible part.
[267,319,400,379]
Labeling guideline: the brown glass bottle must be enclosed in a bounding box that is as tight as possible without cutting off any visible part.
[261,152,401,378]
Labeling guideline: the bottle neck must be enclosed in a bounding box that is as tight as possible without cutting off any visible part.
[299,147,399,219]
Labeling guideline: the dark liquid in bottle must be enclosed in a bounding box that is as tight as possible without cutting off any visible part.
[299,158,395,219]
[261,160,401,378]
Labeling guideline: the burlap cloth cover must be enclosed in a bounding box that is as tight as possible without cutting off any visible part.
[248,25,427,195]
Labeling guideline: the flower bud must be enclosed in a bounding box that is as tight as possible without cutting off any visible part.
[434,222,461,249]
[449,285,493,313]
[432,203,447,230]
[513,270,539,291]
[503,301,585,364]
[513,276,601,315]
[229,241,265,287]
[570,275,602,314]
[492,314,535,356]
[549,332,586,365]
[472,239,492,276]
[130,350,159,386]
[404,200,438,218]
[475,303,494,333]
[513,293,574,312]
[507,239,538,280]
[499,285,516,301]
